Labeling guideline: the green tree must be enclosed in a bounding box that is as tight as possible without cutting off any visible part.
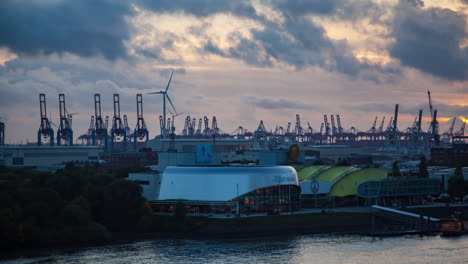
[448,166,464,198]
[99,179,146,231]
[418,156,429,178]
[392,161,400,177]
[174,201,186,219]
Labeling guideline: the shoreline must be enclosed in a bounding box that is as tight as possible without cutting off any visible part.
[1,212,370,259]
[3,205,467,260]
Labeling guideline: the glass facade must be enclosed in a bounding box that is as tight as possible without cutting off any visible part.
[236,185,301,213]
[151,184,301,215]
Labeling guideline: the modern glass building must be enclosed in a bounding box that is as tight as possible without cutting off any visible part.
[152,166,301,215]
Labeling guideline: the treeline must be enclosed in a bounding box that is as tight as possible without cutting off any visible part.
[0,163,157,250]
[448,166,468,199]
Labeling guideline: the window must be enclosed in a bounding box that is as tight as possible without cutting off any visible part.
[133,180,150,185]
[12,157,24,165]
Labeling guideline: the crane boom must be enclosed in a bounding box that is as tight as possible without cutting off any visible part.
[428,91,434,119]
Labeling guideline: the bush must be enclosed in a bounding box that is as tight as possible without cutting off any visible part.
[174,201,186,219]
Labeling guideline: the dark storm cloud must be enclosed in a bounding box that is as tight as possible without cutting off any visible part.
[136,0,257,18]
[274,0,341,16]
[350,102,468,117]
[0,0,134,60]
[390,1,468,80]
[202,15,371,77]
[246,96,317,110]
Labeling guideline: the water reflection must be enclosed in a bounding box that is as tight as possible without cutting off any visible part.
[1,234,468,264]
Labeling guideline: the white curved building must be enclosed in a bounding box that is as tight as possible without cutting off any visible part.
[154,166,301,214]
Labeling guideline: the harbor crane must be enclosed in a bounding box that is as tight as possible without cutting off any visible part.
[442,117,456,138]
[133,94,149,150]
[110,94,127,152]
[427,90,440,145]
[37,93,54,146]
[57,93,73,146]
[92,93,108,152]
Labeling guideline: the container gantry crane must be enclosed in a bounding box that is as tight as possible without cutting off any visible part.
[294,114,303,141]
[110,94,127,152]
[78,116,94,145]
[92,93,108,152]
[211,116,219,136]
[133,94,149,150]
[195,118,202,136]
[57,93,73,146]
[203,116,210,136]
[37,93,54,146]
[427,90,440,145]
[442,117,456,138]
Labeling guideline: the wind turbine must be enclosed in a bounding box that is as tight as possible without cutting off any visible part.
[167,108,183,135]
[148,70,177,138]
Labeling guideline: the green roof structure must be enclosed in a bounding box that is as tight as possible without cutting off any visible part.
[297,165,326,181]
[329,168,387,197]
[312,166,354,182]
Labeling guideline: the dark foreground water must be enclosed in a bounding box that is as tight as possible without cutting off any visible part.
[2,234,468,264]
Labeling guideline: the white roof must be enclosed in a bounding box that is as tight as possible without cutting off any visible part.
[158,166,299,201]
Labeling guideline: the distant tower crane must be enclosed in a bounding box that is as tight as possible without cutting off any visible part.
[92,93,108,152]
[336,114,343,135]
[110,94,127,152]
[56,93,73,146]
[442,117,456,138]
[385,104,399,149]
[37,93,54,146]
[377,116,385,140]
[158,115,164,137]
[323,115,330,143]
[253,120,268,149]
[78,116,94,145]
[294,114,303,141]
[454,117,466,137]
[196,118,202,135]
[211,116,219,136]
[427,90,440,144]
[393,104,399,133]
[133,94,149,150]
[203,116,210,136]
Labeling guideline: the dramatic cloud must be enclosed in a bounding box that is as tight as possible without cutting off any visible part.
[0,0,134,60]
[201,12,375,77]
[136,0,257,18]
[274,0,341,16]
[350,102,468,118]
[246,96,318,110]
[1,0,467,143]
[390,1,468,80]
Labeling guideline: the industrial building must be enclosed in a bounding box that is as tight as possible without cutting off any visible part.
[357,178,440,206]
[129,166,301,215]
[297,164,454,208]
[298,166,387,195]
[0,145,102,169]
[431,143,468,167]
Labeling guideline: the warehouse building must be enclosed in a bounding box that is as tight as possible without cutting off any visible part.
[0,145,102,170]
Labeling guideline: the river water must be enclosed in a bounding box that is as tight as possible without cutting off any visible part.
[2,234,468,264]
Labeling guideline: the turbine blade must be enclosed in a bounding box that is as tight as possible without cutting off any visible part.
[166,94,177,114]
[168,108,174,116]
[165,69,174,93]
[147,92,164,94]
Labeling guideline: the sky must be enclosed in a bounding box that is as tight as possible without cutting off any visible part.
[0,0,467,144]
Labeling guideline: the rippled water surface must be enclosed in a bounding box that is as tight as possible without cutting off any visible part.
[2,235,468,264]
